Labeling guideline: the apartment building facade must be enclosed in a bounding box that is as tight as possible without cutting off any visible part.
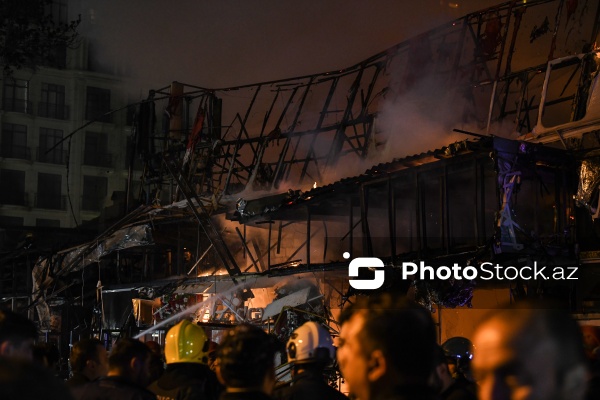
[0,39,139,229]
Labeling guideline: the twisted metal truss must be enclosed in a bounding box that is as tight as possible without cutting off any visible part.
[135,0,600,202]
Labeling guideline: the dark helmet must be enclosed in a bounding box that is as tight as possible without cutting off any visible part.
[441,336,474,363]
[442,337,476,382]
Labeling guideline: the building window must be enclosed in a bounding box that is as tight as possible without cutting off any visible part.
[36,218,60,228]
[85,87,112,123]
[83,131,112,167]
[2,79,31,114]
[0,169,26,206]
[82,175,107,211]
[36,172,64,210]
[38,128,66,164]
[39,83,68,119]
[48,0,68,24]
[1,123,29,160]
[37,1,69,68]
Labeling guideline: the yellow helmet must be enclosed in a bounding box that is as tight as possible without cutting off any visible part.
[164,320,209,364]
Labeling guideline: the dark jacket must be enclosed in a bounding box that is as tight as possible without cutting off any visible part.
[220,391,273,400]
[73,376,156,400]
[66,372,92,388]
[148,363,222,400]
[386,384,441,400]
[274,370,348,400]
[441,377,477,400]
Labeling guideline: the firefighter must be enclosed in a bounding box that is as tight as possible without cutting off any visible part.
[275,321,348,400]
[148,320,222,400]
[431,345,476,400]
[441,337,477,397]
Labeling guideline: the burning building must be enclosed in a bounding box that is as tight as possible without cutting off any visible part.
[3,0,600,382]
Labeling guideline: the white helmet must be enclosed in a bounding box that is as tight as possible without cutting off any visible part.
[286,321,335,364]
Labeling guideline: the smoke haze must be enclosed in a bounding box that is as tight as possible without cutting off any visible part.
[75,0,502,95]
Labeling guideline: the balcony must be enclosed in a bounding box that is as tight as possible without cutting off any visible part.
[2,99,33,114]
[34,194,67,210]
[83,152,113,168]
[0,192,29,207]
[0,145,31,160]
[36,147,68,165]
[38,102,70,120]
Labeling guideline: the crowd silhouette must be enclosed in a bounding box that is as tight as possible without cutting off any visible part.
[0,292,597,400]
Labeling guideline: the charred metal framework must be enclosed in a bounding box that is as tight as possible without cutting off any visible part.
[2,0,600,377]
[231,136,580,305]
[133,0,600,204]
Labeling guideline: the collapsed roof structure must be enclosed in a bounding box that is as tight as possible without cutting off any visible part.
[3,0,600,361]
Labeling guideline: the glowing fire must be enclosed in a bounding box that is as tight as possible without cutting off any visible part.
[313,182,317,189]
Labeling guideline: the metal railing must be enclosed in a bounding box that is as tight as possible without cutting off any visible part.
[1,99,33,114]
[0,145,31,160]
[0,192,29,207]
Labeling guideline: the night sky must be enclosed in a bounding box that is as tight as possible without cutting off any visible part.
[75,0,502,96]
